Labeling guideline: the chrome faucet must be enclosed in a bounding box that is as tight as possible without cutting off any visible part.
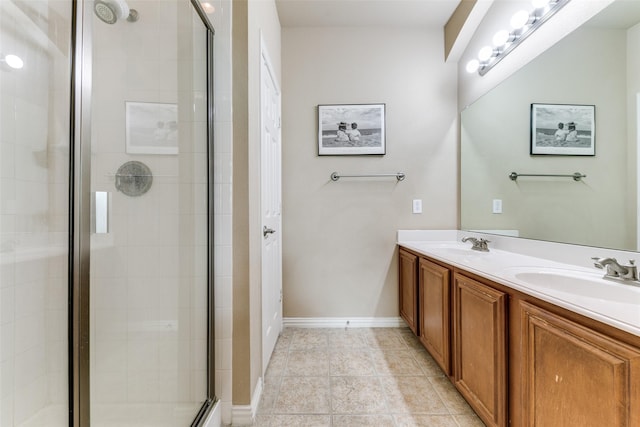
[592,257,638,281]
[462,237,490,252]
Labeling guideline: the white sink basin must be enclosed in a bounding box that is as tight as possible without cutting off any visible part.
[411,242,489,257]
[503,267,640,305]
[439,247,489,257]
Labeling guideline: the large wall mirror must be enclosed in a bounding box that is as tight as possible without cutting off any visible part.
[461,0,640,251]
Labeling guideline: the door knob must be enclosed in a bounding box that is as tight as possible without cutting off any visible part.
[263,226,276,237]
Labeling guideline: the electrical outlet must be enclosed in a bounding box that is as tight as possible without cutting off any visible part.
[413,199,422,214]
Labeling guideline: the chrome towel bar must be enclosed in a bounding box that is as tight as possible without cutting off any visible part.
[509,172,586,182]
[330,172,406,182]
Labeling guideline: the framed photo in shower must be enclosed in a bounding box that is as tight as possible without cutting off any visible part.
[125,102,179,155]
[317,103,386,155]
[530,103,595,156]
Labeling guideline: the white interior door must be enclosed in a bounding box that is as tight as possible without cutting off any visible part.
[261,39,282,375]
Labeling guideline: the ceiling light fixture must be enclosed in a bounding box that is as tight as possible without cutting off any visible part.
[201,2,215,14]
[3,54,24,69]
[467,0,570,76]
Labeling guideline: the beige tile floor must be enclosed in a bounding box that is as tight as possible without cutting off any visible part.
[253,327,486,427]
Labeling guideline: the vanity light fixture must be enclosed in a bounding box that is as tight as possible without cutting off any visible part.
[465,59,480,73]
[492,30,511,48]
[466,0,570,76]
[510,10,531,30]
[478,46,494,62]
[532,0,552,8]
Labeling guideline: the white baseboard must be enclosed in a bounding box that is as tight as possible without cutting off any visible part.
[283,317,406,328]
[231,377,263,426]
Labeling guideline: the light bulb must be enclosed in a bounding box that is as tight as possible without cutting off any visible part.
[492,30,510,47]
[510,10,531,29]
[478,46,494,62]
[4,54,23,69]
[466,59,480,74]
[201,2,215,13]
[532,0,550,8]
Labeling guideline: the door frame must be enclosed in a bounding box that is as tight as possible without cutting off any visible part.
[70,0,92,424]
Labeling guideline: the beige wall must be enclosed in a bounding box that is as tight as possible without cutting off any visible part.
[232,0,251,407]
[444,0,477,61]
[281,26,458,318]
[461,28,631,249]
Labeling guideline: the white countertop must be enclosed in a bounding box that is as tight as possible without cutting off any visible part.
[398,230,640,338]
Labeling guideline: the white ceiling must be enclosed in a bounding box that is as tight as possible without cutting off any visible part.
[275,0,462,28]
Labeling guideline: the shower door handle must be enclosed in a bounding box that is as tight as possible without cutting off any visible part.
[93,191,110,234]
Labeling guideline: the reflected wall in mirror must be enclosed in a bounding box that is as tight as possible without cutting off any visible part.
[461,0,640,251]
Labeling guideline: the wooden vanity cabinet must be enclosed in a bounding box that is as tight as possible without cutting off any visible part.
[519,301,640,427]
[453,273,508,427]
[418,257,451,375]
[398,248,419,334]
[398,247,640,427]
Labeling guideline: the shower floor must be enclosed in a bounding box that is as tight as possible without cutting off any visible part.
[18,405,66,427]
[17,403,202,427]
[92,403,203,427]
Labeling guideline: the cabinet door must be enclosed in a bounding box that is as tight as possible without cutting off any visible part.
[399,249,418,334]
[520,301,640,427]
[453,274,507,427]
[419,258,451,374]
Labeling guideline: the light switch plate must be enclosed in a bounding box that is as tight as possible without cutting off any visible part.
[413,199,422,214]
[492,199,503,214]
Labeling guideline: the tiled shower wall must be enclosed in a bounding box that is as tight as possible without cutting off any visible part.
[0,0,71,425]
[207,0,233,423]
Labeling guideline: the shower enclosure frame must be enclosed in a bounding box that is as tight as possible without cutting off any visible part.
[69,0,217,425]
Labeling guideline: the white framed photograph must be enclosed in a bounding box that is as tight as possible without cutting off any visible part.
[125,102,179,155]
[318,103,385,156]
[530,103,595,156]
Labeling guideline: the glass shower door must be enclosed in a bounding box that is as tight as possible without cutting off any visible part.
[87,0,210,424]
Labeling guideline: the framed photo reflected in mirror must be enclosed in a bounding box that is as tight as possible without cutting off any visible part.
[530,103,595,156]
